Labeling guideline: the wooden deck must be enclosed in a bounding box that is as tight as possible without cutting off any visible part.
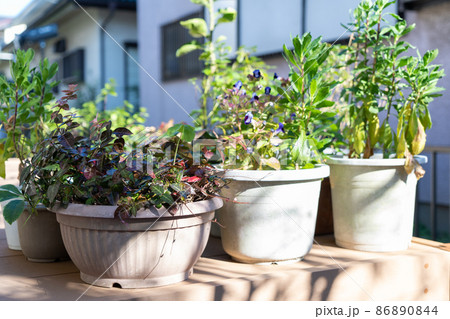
[0,217,448,301]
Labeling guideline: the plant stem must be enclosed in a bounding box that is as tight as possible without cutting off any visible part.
[12,85,24,167]
[199,0,218,130]
[173,139,180,165]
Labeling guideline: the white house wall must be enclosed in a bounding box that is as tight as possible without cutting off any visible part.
[138,0,202,126]
[44,7,101,94]
[239,0,302,55]
[16,6,137,110]
[100,8,138,109]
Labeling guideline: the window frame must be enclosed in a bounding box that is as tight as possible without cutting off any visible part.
[160,9,205,82]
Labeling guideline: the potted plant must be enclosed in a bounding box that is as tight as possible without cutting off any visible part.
[13,89,225,288]
[0,49,70,260]
[205,33,336,264]
[327,0,445,252]
[0,159,21,250]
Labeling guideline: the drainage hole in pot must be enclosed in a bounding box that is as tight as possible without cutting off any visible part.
[112,283,122,289]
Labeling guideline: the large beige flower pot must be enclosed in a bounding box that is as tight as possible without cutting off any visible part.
[53,198,222,288]
[218,165,329,264]
[327,156,427,252]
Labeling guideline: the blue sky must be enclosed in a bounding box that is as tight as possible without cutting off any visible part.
[0,0,33,18]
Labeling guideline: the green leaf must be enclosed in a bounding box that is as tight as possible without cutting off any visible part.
[217,8,237,25]
[282,44,297,68]
[42,164,60,171]
[180,18,208,38]
[316,100,335,108]
[423,49,438,66]
[389,13,402,21]
[164,124,195,142]
[292,36,303,58]
[302,163,315,169]
[408,109,418,140]
[160,193,175,205]
[315,87,330,103]
[191,0,210,8]
[0,184,21,195]
[2,199,25,224]
[151,185,165,196]
[261,157,280,170]
[47,181,61,203]
[0,190,20,202]
[301,33,312,51]
[176,42,201,57]
[310,78,317,97]
[19,164,31,186]
[419,108,432,130]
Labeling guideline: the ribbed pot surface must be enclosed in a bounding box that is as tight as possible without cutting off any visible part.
[54,198,222,288]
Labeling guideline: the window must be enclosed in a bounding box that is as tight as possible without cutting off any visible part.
[59,49,84,84]
[124,42,139,108]
[161,10,204,81]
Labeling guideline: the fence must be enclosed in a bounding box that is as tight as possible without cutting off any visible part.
[414,146,450,242]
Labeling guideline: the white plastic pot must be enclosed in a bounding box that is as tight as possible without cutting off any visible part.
[327,156,427,252]
[3,219,21,250]
[218,165,329,264]
[1,158,22,251]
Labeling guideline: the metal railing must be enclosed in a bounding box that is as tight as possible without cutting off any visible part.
[414,146,450,241]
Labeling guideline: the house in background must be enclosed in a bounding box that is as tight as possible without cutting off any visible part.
[137,0,449,240]
[137,0,401,126]
[0,16,13,73]
[0,0,139,109]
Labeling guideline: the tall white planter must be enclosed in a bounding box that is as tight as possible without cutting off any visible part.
[219,165,329,264]
[1,158,21,251]
[327,156,427,252]
[3,219,21,250]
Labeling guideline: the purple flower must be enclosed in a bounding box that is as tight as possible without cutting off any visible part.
[265,87,271,95]
[273,72,279,80]
[234,80,243,90]
[250,92,259,102]
[246,147,254,154]
[253,69,261,78]
[274,122,285,135]
[290,113,296,120]
[240,89,246,96]
[244,111,253,125]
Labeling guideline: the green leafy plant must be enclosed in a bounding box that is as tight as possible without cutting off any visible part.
[340,0,445,169]
[177,0,244,130]
[71,79,147,134]
[118,122,227,217]
[189,44,270,130]
[278,33,338,165]
[212,33,336,170]
[1,85,226,224]
[215,69,285,170]
[0,49,58,177]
